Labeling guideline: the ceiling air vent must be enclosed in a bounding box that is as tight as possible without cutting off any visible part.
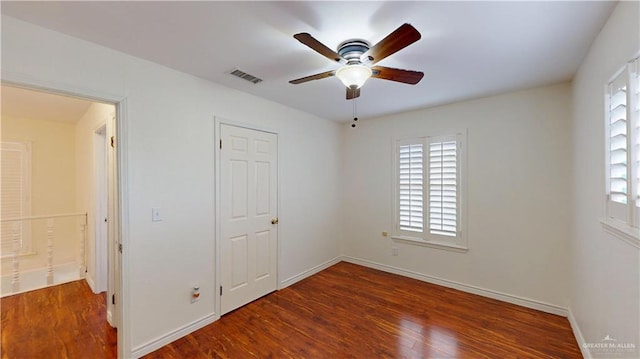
[228,69,263,84]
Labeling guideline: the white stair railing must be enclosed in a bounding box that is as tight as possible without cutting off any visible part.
[46,218,54,285]
[1,212,87,295]
[11,222,20,293]
[79,220,87,278]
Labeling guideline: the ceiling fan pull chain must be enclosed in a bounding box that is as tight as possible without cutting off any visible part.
[352,98,358,128]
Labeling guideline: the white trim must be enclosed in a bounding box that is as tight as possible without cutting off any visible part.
[131,313,216,358]
[568,307,592,359]
[600,218,640,248]
[279,256,342,289]
[115,98,130,359]
[2,73,125,106]
[213,117,222,322]
[106,311,113,329]
[342,256,568,316]
[85,274,97,294]
[391,235,469,253]
[93,126,108,294]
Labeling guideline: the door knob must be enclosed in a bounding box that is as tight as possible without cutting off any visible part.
[271,218,279,225]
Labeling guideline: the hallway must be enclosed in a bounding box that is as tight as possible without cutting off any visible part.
[1,280,116,358]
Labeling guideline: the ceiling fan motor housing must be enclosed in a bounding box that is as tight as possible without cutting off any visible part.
[337,39,370,64]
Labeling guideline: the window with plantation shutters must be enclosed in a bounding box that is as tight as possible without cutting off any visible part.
[1,142,31,257]
[603,57,640,242]
[394,132,467,250]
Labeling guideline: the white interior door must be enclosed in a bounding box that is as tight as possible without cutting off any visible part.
[220,124,278,315]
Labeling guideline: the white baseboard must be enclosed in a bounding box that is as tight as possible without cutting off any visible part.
[128,257,339,357]
[568,307,591,359]
[342,256,568,317]
[279,256,342,289]
[106,309,114,328]
[85,275,97,294]
[131,313,216,358]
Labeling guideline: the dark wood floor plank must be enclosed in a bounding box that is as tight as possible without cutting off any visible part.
[2,262,581,358]
[1,280,116,359]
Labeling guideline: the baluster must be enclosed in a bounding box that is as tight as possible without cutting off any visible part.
[46,218,54,285]
[11,222,20,293]
[79,217,87,278]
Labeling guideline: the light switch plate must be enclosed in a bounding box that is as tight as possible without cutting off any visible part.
[152,207,162,222]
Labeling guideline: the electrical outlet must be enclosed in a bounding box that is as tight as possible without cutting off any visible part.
[392,247,398,256]
[191,286,200,303]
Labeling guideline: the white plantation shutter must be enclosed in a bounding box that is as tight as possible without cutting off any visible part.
[428,138,458,237]
[1,142,31,256]
[398,142,424,232]
[633,58,640,210]
[608,71,628,205]
[605,58,640,229]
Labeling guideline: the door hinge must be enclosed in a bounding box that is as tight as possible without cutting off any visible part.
[219,139,222,149]
[220,286,222,296]
[112,294,115,305]
[110,136,115,148]
[118,243,123,253]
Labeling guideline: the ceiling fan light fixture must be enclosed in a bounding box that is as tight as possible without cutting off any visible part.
[336,64,372,89]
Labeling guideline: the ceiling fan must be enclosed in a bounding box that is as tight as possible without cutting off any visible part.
[289,23,424,100]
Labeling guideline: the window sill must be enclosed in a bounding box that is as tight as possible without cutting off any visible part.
[391,235,468,253]
[600,219,639,249]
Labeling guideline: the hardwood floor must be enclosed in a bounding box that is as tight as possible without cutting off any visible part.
[1,280,116,359]
[1,262,581,358]
[146,262,581,358]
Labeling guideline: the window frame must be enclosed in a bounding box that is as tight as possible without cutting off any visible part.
[392,130,468,252]
[602,57,640,247]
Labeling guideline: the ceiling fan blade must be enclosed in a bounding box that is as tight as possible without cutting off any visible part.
[289,70,336,84]
[371,66,424,85]
[294,33,347,64]
[346,87,361,100]
[360,23,421,65]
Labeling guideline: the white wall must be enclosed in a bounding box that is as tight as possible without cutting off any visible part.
[1,16,343,357]
[570,1,640,357]
[75,102,115,293]
[342,82,573,311]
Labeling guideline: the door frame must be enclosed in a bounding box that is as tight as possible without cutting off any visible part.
[213,117,280,317]
[93,124,108,294]
[1,75,131,358]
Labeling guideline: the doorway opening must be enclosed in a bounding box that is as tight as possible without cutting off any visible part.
[0,83,121,353]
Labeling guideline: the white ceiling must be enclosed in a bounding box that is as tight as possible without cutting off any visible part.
[1,1,615,122]
[1,85,94,123]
